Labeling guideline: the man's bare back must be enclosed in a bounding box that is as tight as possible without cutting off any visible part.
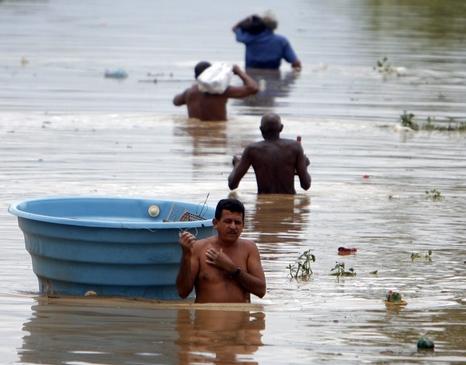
[175,85,229,121]
[228,113,311,194]
[173,63,258,121]
[242,139,304,194]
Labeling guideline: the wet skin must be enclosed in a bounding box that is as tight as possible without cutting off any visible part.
[176,209,266,303]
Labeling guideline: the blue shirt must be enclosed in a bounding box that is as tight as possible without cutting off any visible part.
[234,28,298,69]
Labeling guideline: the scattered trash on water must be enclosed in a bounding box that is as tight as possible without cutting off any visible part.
[373,57,407,77]
[417,336,435,351]
[400,111,419,131]
[84,290,97,296]
[411,250,432,262]
[20,56,29,66]
[104,68,128,79]
[338,247,357,255]
[425,189,443,201]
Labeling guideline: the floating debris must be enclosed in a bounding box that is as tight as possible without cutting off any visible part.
[287,249,315,280]
[384,290,407,306]
[338,247,357,256]
[400,111,419,131]
[104,68,128,79]
[425,189,443,201]
[373,57,406,77]
[411,250,432,262]
[417,336,435,351]
[330,262,356,277]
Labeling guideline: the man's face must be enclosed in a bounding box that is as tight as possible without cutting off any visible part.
[213,209,244,244]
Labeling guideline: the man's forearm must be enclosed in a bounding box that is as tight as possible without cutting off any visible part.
[232,269,266,298]
[176,254,194,298]
[237,70,258,89]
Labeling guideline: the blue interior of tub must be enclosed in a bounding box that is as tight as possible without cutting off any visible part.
[9,196,214,229]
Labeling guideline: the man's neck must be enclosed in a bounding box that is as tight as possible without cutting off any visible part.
[216,237,238,248]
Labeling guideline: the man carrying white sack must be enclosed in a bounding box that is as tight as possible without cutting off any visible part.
[173,61,258,121]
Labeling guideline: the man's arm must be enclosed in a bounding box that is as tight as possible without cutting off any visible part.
[224,65,259,98]
[291,60,302,72]
[295,143,311,190]
[176,231,199,298]
[283,40,302,71]
[240,242,266,297]
[228,147,252,190]
[173,89,188,106]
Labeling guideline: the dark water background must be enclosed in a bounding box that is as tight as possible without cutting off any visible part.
[0,0,465,364]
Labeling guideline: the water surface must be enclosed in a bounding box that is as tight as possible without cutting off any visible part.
[0,0,465,364]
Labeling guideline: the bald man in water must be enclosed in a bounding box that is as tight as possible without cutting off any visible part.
[176,198,266,303]
[228,113,311,194]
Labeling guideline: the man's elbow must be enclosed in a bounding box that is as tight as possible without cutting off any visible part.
[177,286,191,299]
[301,176,311,190]
[247,83,259,95]
[228,175,239,190]
[256,284,266,298]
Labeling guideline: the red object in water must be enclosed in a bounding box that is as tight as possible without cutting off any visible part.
[363,175,370,179]
[338,247,357,255]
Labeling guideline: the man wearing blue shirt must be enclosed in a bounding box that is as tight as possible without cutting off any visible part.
[233,14,302,71]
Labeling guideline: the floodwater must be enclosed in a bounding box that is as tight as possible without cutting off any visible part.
[1,0,465,364]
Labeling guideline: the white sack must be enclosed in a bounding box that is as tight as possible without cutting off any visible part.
[197,63,233,94]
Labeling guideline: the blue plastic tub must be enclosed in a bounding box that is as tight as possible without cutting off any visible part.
[8,196,215,299]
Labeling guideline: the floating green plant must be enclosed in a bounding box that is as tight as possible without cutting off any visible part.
[400,111,419,130]
[425,189,443,201]
[385,290,407,306]
[330,262,356,277]
[374,57,395,75]
[411,250,432,262]
[424,116,466,131]
[287,249,315,280]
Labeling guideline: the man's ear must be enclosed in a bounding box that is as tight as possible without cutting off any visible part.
[212,218,218,227]
[279,124,283,132]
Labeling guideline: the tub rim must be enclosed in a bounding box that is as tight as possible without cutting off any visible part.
[8,195,215,230]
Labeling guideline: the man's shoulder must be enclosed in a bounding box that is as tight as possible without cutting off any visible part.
[272,33,290,45]
[192,236,214,252]
[238,237,258,249]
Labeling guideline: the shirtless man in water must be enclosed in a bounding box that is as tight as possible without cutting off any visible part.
[176,198,266,303]
[173,62,259,121]
[228,113,311,194]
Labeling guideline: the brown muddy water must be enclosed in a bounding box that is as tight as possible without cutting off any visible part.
[1,0,465,364]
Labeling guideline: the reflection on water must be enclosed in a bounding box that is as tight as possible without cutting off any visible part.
[234,69,299,115]
[247,194,310,248]
[177,309,264,365]
[20,299,264,365]
[1,0,466,363]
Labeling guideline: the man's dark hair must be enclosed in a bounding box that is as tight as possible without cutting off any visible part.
[241,15,267,35]
[215,198,245,220]
[194,61,211,79]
